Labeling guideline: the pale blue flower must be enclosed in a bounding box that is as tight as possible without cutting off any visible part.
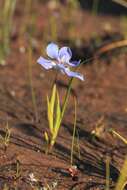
[37,43,84,81]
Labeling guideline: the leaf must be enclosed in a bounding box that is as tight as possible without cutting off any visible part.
[50,84,56,118]
[115,157,127,190]
[53,90,61,140]
[44,131,49,143]
[47,95,53,134]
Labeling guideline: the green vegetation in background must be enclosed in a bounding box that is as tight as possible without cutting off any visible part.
[28,46,38,122]
[20,0,37,38]
[43,0,80,45]
[121,15,127,39]
[92,0,100,15]
[0,0,17,65]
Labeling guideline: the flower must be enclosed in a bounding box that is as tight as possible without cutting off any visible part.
[29,173,37,182]
[37,43,84,81]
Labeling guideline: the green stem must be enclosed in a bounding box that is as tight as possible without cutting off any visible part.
[105,155,110,190]
[60,58,87,122]
[61,77,73,122]
[71,97,77,165]
[58,59,87,128]
[111,129,127,145]
[28,47,38,121]
[115,157,127,190]
[76,129,81,160]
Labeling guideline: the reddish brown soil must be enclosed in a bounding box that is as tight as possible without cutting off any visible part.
[0,2,127,190]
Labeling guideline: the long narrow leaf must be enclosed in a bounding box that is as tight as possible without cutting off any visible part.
[51,90,61,146]
[44,131,49,144]
[55,90,61,131]
[115,157,127,190]
[49,84,57,133]
[47,95,53,134]
[111,129,127,145]
[50,84,56,118]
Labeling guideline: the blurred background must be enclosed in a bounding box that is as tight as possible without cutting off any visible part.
[0,0,127,65]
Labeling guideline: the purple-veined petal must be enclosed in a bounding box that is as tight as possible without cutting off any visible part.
[58,47,72,63]
[46,43,59,59]
[67,60,81,67]
[37,56,55,70]
[64,68,84,81]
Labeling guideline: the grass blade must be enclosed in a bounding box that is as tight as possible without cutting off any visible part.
[47,95,53,134]
[115,157,127,190]
[111,129,127,145]
[50,84,56,121]
[51,90,61,146]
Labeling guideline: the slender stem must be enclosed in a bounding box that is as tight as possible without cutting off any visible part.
[105,155,110,190]
[60,59,86,121]
[76,129,81,160]
[61,77,73,122]
[60,59,87,123]
[28,47,38,121]
[111,130,127,145]
[115,157,127,190]
[71,96,77,165]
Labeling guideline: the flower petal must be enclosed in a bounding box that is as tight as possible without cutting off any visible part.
[67,60,81,67]
[46,43,59,59]
[58,47,72,62]
[37,56,55,70]
[64,68,84,81]
[54,63,66,74]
